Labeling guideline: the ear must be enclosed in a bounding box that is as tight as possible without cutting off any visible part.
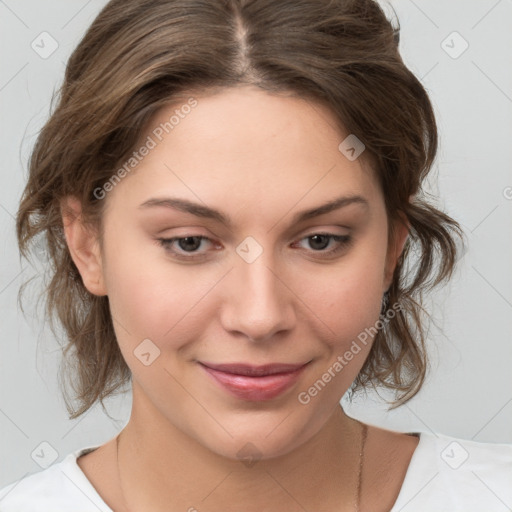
[61,196,107,296]
[383,211,410,293]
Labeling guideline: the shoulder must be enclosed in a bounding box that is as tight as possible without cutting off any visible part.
[0,446,112,512]
[391,431,512,512]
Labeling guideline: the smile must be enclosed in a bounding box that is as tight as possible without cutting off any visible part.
[199,361,310,401]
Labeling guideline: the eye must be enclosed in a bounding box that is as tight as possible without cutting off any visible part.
[157,233,352,261]
[293,233,352,257]
[157,236,218,260]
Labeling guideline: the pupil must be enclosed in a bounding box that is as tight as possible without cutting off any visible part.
[310,235,329,250]
[179,237,201,251]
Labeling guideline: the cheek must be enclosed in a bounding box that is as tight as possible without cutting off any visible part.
[291,266,384,400]
[102,231,218,351]
[294,250,386,347]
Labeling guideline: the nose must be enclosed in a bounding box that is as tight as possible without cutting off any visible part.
[219,251,296,343]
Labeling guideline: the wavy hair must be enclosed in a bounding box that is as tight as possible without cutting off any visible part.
[16,0,465,419]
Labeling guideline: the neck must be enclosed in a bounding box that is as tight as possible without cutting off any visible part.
[116,385,366,512]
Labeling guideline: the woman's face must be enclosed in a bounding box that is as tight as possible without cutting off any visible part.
[69,85,407,460]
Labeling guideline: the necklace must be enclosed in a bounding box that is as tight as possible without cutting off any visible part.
[115,420,368,511]
[356,421,368,511]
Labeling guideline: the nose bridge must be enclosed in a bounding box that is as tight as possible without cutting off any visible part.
[221,244,295,341]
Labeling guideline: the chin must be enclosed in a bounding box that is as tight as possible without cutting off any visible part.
[190,406,331,463]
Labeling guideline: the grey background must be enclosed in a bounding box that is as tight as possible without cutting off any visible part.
[1,0,511,489]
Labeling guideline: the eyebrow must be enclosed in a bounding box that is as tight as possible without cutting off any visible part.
[138,194,369,228]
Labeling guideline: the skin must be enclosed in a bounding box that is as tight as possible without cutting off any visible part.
[63,85,417,511]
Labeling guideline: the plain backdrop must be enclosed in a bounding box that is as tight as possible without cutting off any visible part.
[1,0,511,488]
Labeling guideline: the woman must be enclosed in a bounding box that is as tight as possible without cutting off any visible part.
[1,0,511,510]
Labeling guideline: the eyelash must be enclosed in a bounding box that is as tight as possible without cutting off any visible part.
[157,233,353,261]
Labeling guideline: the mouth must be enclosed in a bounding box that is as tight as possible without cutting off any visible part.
[199,361,310,401]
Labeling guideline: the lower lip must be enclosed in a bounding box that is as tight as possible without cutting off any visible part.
[200,364,308,401]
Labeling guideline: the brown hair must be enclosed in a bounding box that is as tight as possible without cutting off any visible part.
[16,0,465,419]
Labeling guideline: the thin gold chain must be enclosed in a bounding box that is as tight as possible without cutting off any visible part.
[356,421,368,512]
[116,420,368,512]
[115,432,130,512]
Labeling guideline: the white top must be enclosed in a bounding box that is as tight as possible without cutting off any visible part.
[1,432,511,511]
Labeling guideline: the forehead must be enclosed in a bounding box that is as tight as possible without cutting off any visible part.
[107,86,382,221]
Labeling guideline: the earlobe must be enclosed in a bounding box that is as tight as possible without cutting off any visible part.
[61,196,107,296]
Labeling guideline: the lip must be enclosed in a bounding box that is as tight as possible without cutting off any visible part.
[199,361,310,401]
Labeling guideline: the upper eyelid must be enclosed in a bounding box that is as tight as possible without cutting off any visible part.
[158,224,350,240]
[161,230,348,243]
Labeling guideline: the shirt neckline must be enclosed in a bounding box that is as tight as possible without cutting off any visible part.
[389,431,437,511]
[67,444,114,511]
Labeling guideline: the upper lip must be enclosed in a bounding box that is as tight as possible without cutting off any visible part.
[199,361,310,377]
